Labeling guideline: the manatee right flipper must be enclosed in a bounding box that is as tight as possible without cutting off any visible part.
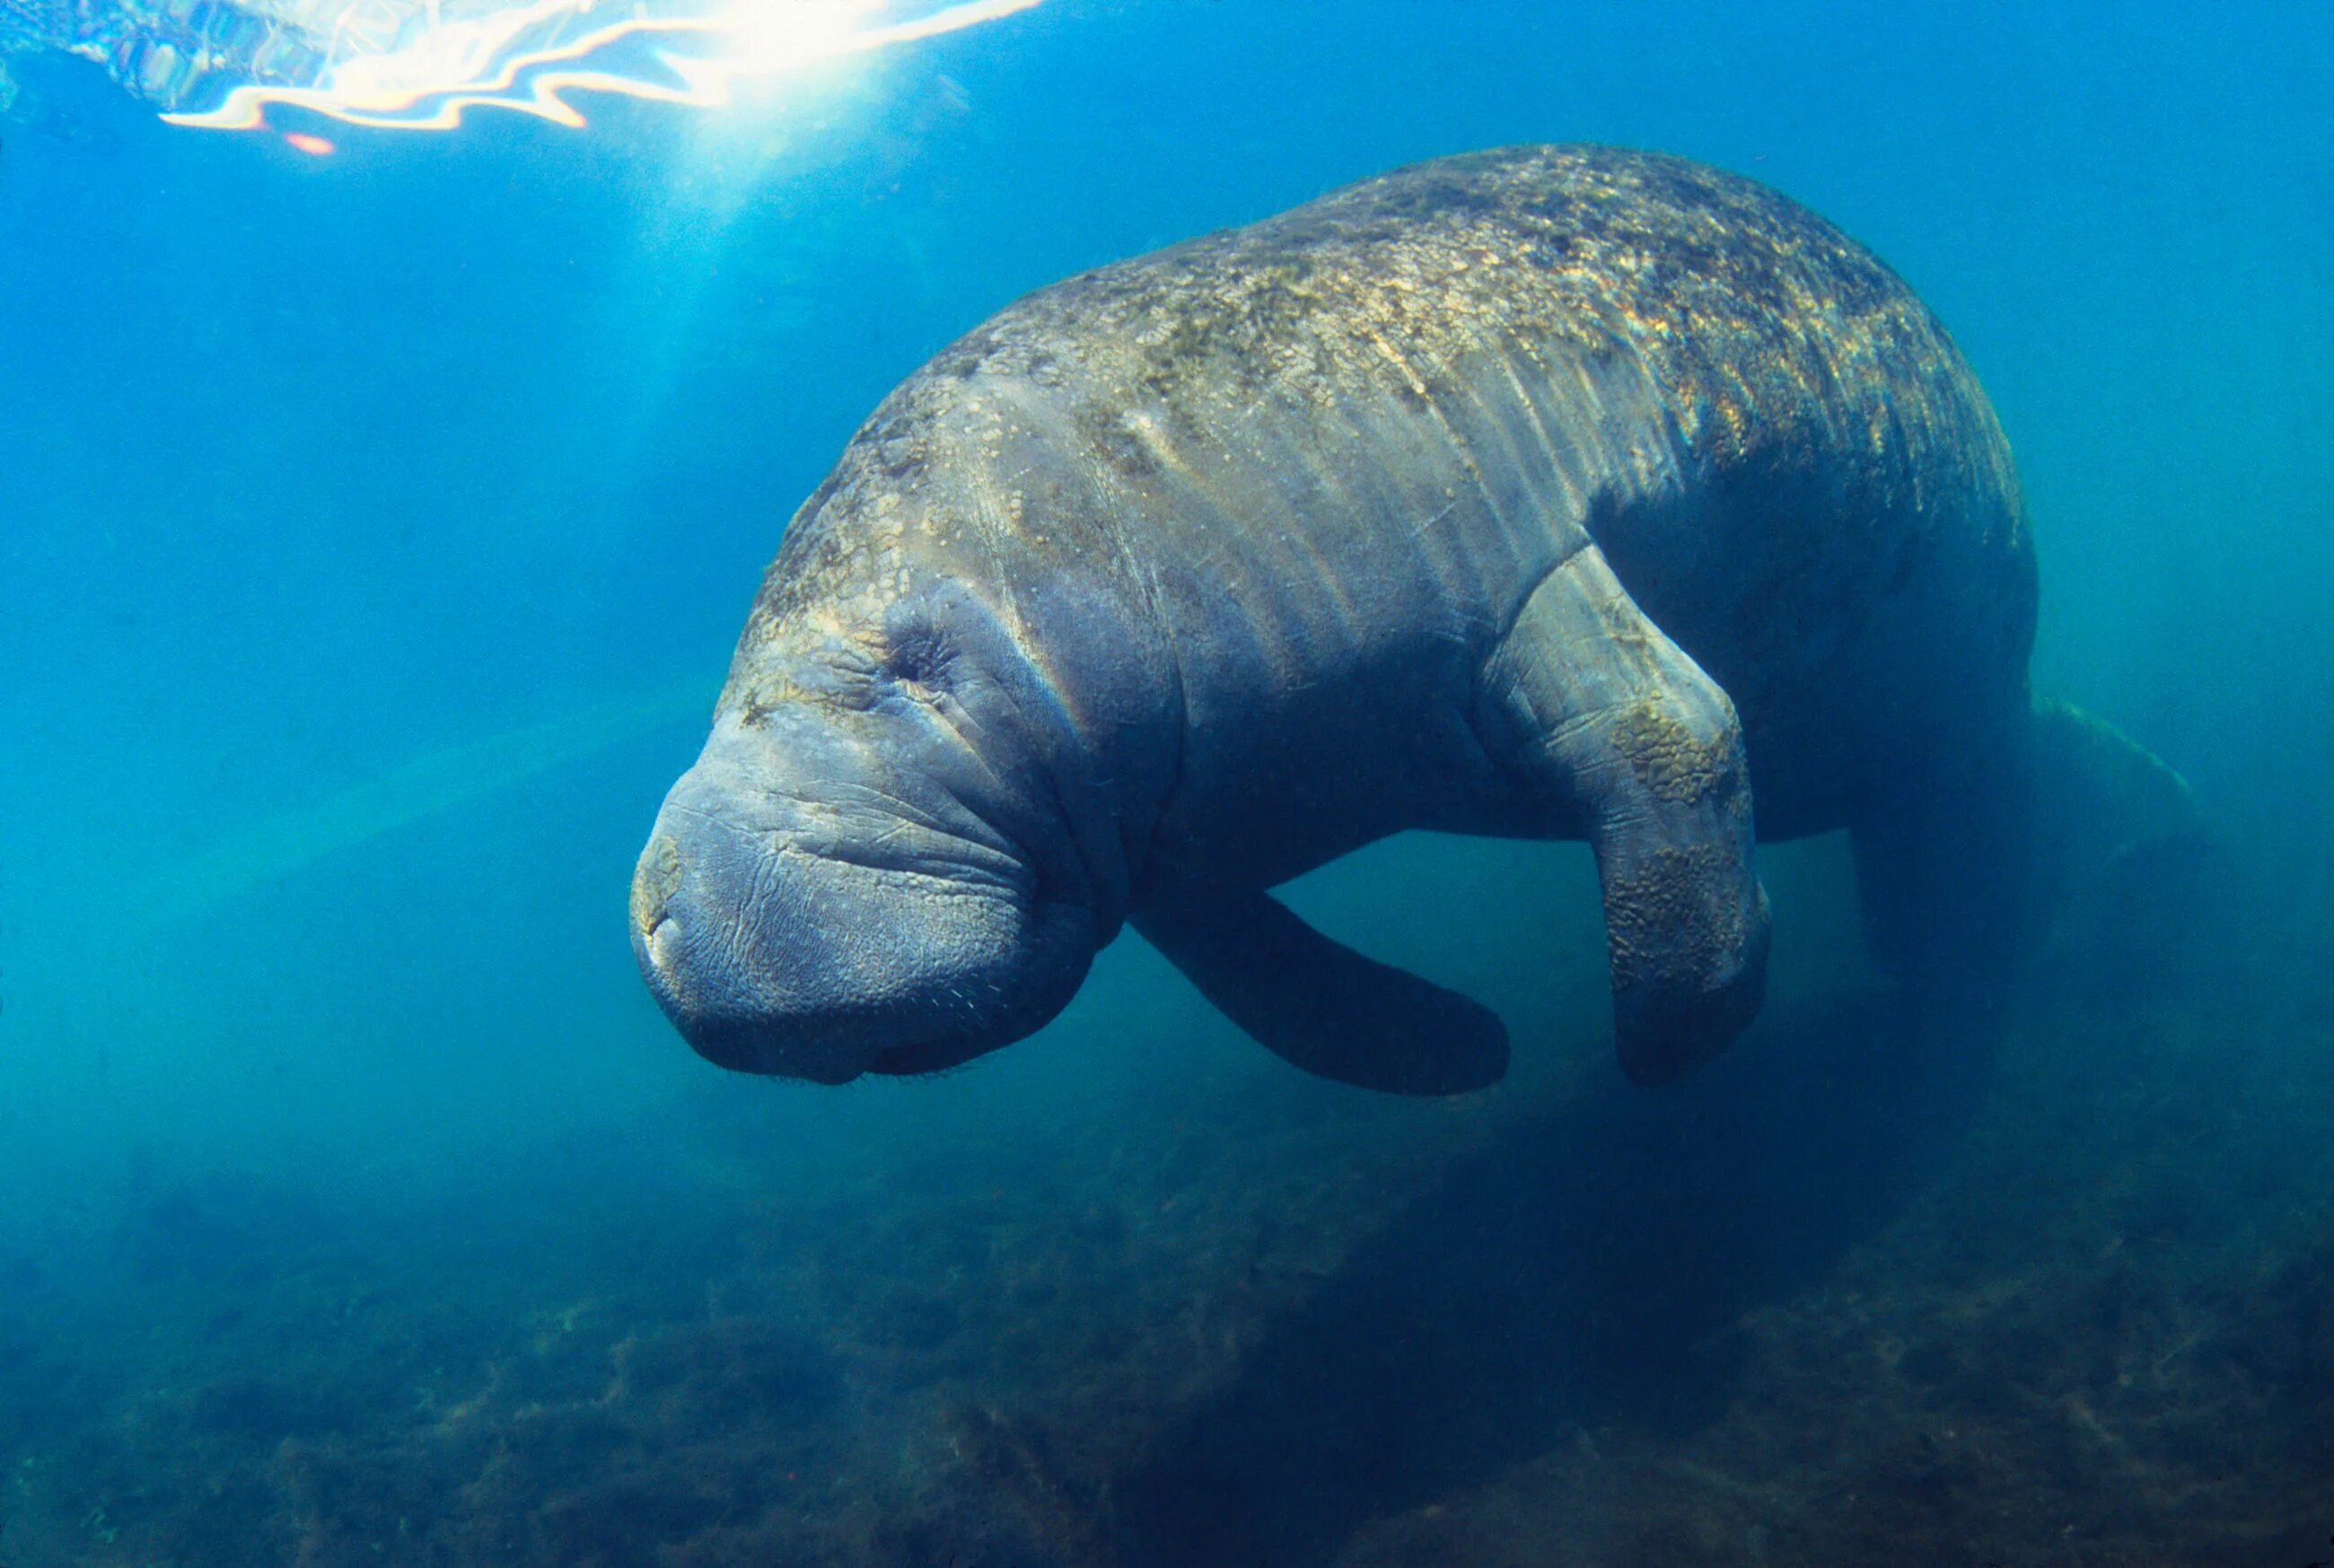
[2025,697,2206,908]
[1134,891,1510,1096]
[1850,697,2208,1036]
[1849,711,2033,1038]
[2023,698,2209,988]
[1477,545,1772,1083]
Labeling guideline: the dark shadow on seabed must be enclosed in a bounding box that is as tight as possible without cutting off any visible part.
[0,850,2304,1564]
[1111,990,1999,1568]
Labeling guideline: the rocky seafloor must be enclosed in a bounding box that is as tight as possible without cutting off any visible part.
[2,851,2328,1567]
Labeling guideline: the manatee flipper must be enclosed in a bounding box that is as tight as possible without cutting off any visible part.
[1849,705,2033,1029]
[1478,546,1771,1083]
[1851,699,2206,1022]
[2025,699,2208,988]
[2025,698,2205,909]
[1134,891,1509,1095]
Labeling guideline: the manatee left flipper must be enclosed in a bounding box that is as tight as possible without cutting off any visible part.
[1133,891,1509,1095]
[1478,545,1772,1083]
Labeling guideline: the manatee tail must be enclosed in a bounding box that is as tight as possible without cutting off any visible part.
[2023,698,2211,990]
[1852,696,2206,1031]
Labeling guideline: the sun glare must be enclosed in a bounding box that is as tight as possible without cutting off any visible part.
[155,0,1043,134]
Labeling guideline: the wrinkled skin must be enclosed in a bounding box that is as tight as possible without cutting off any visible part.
[633,579,1154,1082]
[632,145,2038,1091]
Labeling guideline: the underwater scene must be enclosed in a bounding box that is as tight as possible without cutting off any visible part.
[2,0,2330,1563]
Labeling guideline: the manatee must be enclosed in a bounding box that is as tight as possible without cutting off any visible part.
[630,144,2179,1091]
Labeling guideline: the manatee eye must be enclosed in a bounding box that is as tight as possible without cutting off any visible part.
[882,627,951,702]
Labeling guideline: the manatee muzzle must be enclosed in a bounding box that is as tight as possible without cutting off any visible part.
[630,758,1092,1082]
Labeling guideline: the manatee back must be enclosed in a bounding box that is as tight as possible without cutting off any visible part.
[755,146,2037,849]
[939,146,2031,829]
[921,143,2023,565]
[1428,148,2037,820]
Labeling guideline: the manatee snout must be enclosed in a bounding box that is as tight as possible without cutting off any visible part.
[629,726,1097,1083]
[631,785,871,1083]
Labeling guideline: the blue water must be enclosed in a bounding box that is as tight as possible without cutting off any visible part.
[1,3,2330,1563]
